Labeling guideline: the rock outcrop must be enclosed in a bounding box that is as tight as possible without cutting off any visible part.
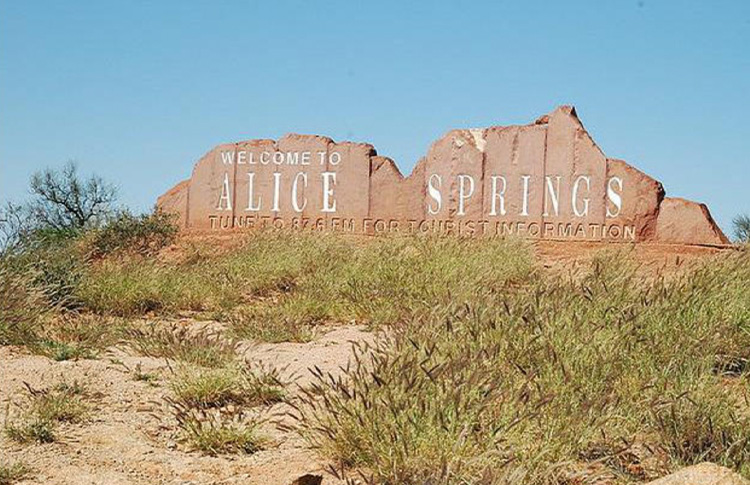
[158,106,728,245]
[655,197,730,245]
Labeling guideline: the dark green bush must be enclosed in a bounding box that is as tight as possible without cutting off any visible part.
[89,209,178,257]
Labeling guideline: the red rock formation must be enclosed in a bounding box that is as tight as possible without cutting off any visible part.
[157,106,728,246]
[606,159,664,241]
[156,179,189,227]
[655,197,730,245]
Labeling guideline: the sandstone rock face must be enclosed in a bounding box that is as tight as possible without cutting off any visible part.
[606,158,664,240]
[655,197,730,245]
[156,179,189,227]
[157,106,728,245]
[646,463,750,485]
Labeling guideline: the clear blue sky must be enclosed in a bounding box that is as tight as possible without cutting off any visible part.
[1,1,748,233]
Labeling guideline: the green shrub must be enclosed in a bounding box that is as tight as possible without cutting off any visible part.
[89,209,178,257]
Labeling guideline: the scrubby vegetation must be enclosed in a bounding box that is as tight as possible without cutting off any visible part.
[33,313,125,361]
[88,209,178,257]
[169,363,285,409]
[0,461,32,485]
[2,165,750,482]
[0,165,179,351]
[125,323,239,368]
[164,360,284,455]
[295,250,750,484]
[76,231,349,318]
[167,402,267,455]
[77,234,532,335]
[4,381,91,444]
[0,262,50,346]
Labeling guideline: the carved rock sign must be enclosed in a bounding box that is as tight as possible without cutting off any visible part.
[158,106,728,245]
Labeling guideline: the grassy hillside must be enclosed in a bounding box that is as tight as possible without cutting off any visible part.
[1,229,749,484]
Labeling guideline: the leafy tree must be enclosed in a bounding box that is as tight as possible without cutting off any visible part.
[733,213,750,243]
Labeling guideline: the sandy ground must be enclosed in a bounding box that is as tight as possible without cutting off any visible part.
[0,326,373,485]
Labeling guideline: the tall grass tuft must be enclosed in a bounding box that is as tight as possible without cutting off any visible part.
[32,313,124,360]
[166,401,267,455]
[164,360,280,455]
[169,362,285,409]
[0,263,49,346]
[230,235,534,340]
[0,461,32,485]
[4,380,90,444]
[295,249,750,483]
[125,323,238,368]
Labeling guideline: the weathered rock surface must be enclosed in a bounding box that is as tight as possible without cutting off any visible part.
[655,197,730,245]
[156,179,189,227]
[158,106,728,245]
[646,463,750,485]
[606,158,664,240]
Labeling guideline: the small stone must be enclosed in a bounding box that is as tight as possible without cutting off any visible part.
[290,474,323,485]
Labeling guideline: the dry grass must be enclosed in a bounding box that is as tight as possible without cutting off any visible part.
[228,235,534,341]
[169,362,285,409]
[293,249,750,484]
[143,322,287,457]
[167,403,267,455]
[76,232,533,337]
[125,323,238,368]
[164,361,282,455]
[0,461,32,485]
[76,231,348,317]
[4,380,91,444]
[228,306,318,343]
[32,313,124,361]
[3,228,749,483]
[0,263,51,347]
